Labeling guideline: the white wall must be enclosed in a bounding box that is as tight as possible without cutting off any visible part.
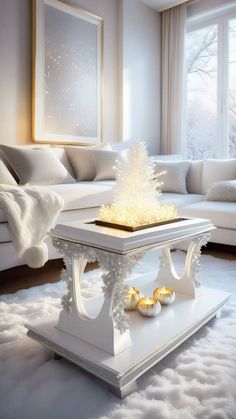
[0,0,31,145]
[121,0,161,154]
[73,0,120,144]
[0,0,161,152]
[0,0,120,146]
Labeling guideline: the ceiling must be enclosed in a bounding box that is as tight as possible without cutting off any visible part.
[142,0,189,12]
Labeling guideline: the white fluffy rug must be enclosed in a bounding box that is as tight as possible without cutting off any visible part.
[0,250,236,419]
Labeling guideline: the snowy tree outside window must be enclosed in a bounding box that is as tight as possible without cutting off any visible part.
[185,15,236,160]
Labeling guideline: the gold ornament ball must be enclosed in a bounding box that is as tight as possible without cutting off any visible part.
[153,287,175,305]
[137,297,161,317]
[124,287,143,311]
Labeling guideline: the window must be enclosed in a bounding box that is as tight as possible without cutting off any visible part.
[229,18,236,158]
[185,8,236,159]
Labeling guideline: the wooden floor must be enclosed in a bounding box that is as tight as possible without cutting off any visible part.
[0,244,235,295]
[0,260,98,295]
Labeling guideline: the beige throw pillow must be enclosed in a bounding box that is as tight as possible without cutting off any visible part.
[1,146,75,185]
[0,159,18,185]
[65,144,111,181]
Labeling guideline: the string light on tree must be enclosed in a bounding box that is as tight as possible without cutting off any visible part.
[99,140,178,228]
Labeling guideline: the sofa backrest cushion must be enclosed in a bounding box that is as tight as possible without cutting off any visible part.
[111,139,135,151]
[1,145,75,185]
[152,154,181,161]
[153,160,190,194]
[65,144,111,181]
[202,159,236,194]
[0,159,18,185]
[186,160,203,194]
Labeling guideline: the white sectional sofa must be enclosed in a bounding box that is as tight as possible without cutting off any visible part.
[156,159,236,248]
[0,146,235,272]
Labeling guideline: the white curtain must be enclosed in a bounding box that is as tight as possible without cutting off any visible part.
[161,3,187,155]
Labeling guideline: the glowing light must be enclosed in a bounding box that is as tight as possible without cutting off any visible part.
[98,140,178,228]
[99,202,177,227]
[153,287,176,305]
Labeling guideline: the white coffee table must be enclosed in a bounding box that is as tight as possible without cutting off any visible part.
[25,217,230,398]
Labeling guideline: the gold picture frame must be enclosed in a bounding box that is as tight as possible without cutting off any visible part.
[32,0,103,145]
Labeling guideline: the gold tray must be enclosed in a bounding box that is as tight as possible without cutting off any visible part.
[94,218,184,232]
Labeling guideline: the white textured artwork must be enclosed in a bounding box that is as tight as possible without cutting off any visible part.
[33,0,102,143]
[45,5,97,137]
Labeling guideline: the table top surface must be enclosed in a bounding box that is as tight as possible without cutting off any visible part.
[50,217,215,254]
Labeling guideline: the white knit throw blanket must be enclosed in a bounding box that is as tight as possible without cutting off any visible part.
[0,185,63,268]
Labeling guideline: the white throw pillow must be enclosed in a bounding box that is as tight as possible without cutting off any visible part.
[65,143,111,181]
[205,180,236,202]
[1,146,75,185]
[153,161,190,194]
[0,159,18,185]
[202,159,236,194]
[0,146,49,181]
[51,147,75,177]
[92,150,123,181]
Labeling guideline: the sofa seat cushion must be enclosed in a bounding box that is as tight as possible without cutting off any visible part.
[0,223,11,243]
[45,181,116,211]
[0,181,115,222]
[179,201,236,230]
[0,207,102,244]
[157,193,204,208]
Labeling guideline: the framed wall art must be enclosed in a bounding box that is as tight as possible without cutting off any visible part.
[32,0,103,144]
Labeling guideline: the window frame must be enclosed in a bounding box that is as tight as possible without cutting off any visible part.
[185,7,236,159]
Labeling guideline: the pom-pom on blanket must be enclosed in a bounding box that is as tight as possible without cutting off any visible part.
[0,185,63,268]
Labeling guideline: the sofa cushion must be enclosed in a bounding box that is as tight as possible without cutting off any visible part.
[0,160,17,185]
[179,201,236,230]
[111,139,135,151]
[51,147,75,178]
[92,150,123,181]
[0,222,11,243]
[45,181,116,211]
[0,145,50,182]
[1,146,75,185]
[0,190,202,223]
[154,161,190,194]
[0,207,102,244]
[0,181,115,222]
[206,180,236,202]
[157,193,204,208]
[202,159,236,194]
[152,154,181,161]
[65,144,111,181]
[186,160,203,194]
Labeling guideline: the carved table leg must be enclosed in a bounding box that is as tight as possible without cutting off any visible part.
[52,238,142,355]
[156,233,210,298]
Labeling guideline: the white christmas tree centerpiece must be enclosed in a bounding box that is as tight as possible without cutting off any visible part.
[97,140,178,231]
